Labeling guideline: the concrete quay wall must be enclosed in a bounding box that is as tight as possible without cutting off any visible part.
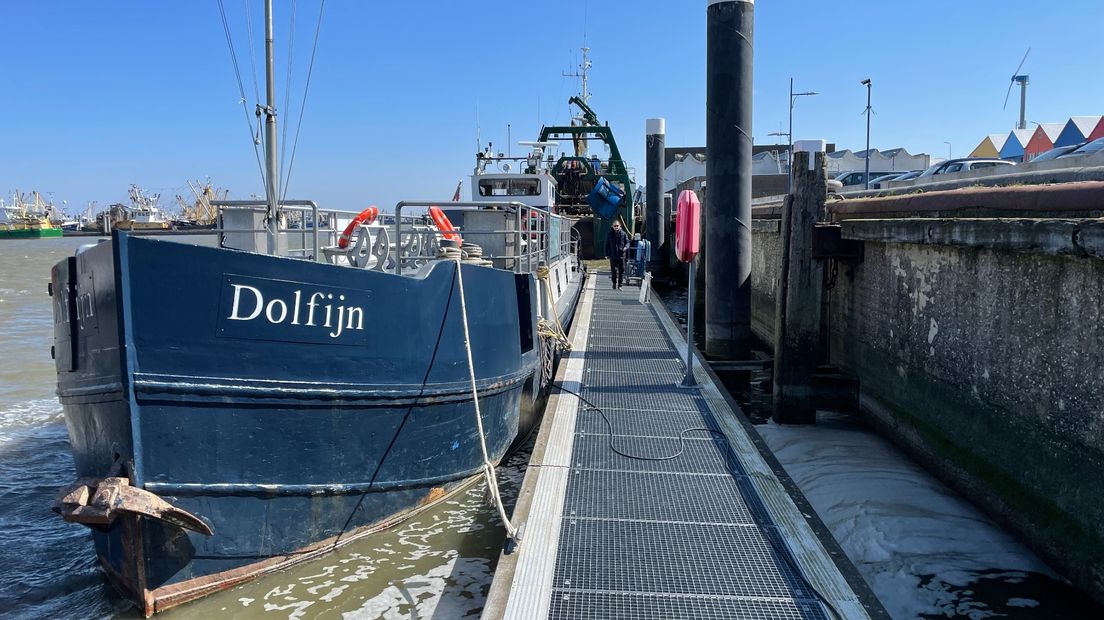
[750,212,1104,601]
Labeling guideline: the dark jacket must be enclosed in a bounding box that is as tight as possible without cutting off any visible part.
[605,226,630,259]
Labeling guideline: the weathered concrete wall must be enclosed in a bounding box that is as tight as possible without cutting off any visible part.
[750,219,781,345]
[749,213,1104,602]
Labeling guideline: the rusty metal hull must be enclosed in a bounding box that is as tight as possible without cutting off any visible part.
[50,234,558,615]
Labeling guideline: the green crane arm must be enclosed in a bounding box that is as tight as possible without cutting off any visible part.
[568,96,600,127]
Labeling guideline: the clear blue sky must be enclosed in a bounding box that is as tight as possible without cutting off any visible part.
[4,1,1102,214]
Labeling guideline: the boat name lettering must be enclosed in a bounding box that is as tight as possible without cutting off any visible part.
[217,275,370,345]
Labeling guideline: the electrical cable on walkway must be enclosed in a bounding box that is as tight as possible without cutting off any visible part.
[549,384,723,461]
[454,259,521,542]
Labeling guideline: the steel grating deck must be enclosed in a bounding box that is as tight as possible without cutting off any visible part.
[489,274,876,620]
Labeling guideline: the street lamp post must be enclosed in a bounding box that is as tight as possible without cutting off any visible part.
[861,78,872,190]
[787,77,818,194]
[944,141,952,160]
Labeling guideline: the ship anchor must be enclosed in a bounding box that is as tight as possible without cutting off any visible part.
[53,476,214,536]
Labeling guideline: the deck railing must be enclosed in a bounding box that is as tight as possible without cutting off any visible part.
[211,199,577,274]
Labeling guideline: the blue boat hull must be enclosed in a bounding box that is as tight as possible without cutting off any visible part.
[50,234,564,614]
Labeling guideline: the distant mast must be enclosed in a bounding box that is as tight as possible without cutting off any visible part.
[563,46,593,157]
[263,0,280,254]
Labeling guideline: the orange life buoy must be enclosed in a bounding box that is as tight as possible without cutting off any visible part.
[428,206,461,241]
[338,206,379,248]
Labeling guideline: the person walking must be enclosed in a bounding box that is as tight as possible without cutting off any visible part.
[604,220,630,289]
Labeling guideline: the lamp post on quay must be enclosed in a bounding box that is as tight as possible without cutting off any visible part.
[861,78,872,189]
[787,77,818,194]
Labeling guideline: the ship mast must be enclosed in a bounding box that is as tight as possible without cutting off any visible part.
[563,46,593,157]
[262,0,280,254]
[563,46,593,114]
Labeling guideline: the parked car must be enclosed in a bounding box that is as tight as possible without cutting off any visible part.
[916,158,1015,179]
[1056,137,1104,159]
[1031,143,1084,162]
[869,171,919,189]
[832,170,907,187]
[889,170,922,183]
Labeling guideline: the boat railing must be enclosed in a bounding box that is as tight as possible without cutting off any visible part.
[393,201,577,276]
[210,199,577,275]
[212,200,419,261]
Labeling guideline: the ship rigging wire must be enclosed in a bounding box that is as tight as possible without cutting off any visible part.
[216,0,267,187]
[281,0,326,201]
[279,0,296,194]
[216,0,325,200]
[243,0,262,108]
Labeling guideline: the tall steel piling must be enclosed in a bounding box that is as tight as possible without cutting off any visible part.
[646,118,666,269]
[705,0,754,359]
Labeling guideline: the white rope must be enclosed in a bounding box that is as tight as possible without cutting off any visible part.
[454,259,520,540]
[536,264,571,351]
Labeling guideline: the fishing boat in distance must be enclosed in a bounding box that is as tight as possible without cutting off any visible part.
[103,185,173,232]
[475,47,638,258]
[47,2,583,615]
[0,190,63,239]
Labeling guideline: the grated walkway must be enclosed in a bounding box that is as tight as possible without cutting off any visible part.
[484,274,882,620]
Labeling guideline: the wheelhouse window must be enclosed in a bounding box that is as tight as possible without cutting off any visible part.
[478,178,542,197]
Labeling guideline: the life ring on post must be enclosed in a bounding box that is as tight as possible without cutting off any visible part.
[429,206,461,241]
[338,206,379,249]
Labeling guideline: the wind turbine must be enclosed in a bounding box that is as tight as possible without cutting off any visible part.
[1003,48,1031,130]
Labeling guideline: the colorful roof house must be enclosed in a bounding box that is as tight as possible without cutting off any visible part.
[970,133,1009,158]
[998,128,1034,161]
[1087,117,1104,142]
[1024,123,1065,160]
[1054,116,1103,147]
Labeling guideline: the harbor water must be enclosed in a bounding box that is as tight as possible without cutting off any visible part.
[0,237,524,620]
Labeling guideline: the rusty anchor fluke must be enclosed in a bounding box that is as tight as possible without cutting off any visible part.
[53,477,214,536]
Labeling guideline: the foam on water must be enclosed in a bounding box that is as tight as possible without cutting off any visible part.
[756,412,1097,619]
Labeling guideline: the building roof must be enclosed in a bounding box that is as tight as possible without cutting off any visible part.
[1036,123,1065,141]
[663,147,706,168]
[1024,123,1067,159]
[1055,115,1104,147]
[1090,117,1104,142]
[970,134,1008,158]
[987,133,1010,152]
[999,128,1034,158]
[1066,116,1101,135]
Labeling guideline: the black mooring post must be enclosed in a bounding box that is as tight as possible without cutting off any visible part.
[705,0,754,360]
[646,118,666,270]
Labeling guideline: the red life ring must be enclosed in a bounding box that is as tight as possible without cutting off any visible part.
[338,206,379,249]
[429,206,461,241]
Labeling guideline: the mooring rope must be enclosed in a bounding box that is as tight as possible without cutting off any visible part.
[453,258,521,542]
[536,264,572,351]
